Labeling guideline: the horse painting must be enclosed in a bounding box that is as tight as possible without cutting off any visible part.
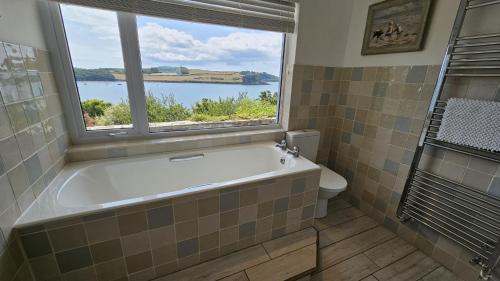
[361,0,432,55]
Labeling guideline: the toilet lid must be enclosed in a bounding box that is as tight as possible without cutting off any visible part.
[318,164,348,191]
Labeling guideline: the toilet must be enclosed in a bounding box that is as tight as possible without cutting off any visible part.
[286,130,348,218]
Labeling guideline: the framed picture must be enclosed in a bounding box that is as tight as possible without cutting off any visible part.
[361,0,433,55]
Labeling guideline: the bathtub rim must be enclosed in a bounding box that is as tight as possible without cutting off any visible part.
[14,141,320,229]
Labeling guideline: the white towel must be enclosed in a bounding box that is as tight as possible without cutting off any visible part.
[436,98,500,152]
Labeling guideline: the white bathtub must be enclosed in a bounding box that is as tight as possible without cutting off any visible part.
[16,141,319,227]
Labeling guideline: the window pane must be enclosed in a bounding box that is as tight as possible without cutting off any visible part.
[136,15,283,131]
[60,4,132,130]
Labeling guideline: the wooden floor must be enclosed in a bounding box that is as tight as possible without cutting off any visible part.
[312,199,462,281]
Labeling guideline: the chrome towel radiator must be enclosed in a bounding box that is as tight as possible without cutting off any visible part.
[397,0,500,279]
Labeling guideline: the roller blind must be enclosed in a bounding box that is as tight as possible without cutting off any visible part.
[51,0,296,32]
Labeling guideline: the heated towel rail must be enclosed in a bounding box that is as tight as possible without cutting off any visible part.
[397,0,500,280]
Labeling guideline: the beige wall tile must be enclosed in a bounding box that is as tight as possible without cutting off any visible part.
[121,232,151,257]
[149,225,175,249]
[175,220,198,241]
[85,217,120,244]
[49,224,87,252]
[174,201,198,223]
[238,205,258,225]
[198,214,220,236]
[198,196,219,217]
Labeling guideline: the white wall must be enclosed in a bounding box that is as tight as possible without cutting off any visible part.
[0,0,46,49]
[342,0,460,67]
[294,0,353,66]
[293,0,461,67]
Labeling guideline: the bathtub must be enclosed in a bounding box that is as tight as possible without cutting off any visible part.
[16,141,320,227]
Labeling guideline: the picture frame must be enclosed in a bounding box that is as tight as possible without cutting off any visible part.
[361,0,433,56]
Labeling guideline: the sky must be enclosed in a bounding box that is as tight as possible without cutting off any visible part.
[60,4,284,76]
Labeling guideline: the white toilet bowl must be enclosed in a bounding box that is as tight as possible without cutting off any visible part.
[315,164,348,218]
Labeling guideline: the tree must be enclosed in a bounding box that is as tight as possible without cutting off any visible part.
[81,99,112,118]
[240,71,280,84]
[192,97,238,117]
[258,91,278,105]
[74,68,117,81]
[145,93,190,122]
[176,66,189,75]
[95,101,132,125]
[94,93,190,126]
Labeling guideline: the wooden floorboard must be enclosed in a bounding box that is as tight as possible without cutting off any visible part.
[313,199,462,281]
[312,253,379,281]
[419,266,462,281]
[360,276,378,281]
[245,244,317,281]
[328,199,352,211]
[314,207,366,231]
[217,272,249,281]
[319,216,378,248]
[319,226,396,269]
[373,251,440,281]
[158,245,269,281]
[364,237,417,268]
[262,228,316,259]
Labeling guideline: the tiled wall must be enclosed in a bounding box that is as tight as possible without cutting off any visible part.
[287,65,338,164]
[322,64,500,280]
[0,41,68,281]
[17,170,319,281]
[67,129,285,162]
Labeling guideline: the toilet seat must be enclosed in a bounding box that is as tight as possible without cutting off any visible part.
[318,164,347,191]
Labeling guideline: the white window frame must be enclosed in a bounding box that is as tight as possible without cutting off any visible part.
[39,1,287,144]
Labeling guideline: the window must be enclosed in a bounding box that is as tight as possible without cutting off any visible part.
[60,5,133,131]
[137,15,284,132]
[52,2,287,141]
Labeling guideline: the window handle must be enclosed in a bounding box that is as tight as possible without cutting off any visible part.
[108,131,128,137]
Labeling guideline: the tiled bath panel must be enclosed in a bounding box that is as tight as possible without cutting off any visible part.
[322,64,500,280]
[17,170,320,281]
[0,41,68,281]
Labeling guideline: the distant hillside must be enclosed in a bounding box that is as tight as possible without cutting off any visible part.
[75,66,279,85]
[142,66,183,74]
[74,68,118,81]
[240,71,280,85]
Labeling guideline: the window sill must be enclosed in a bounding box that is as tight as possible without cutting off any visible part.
[67,128,285,162]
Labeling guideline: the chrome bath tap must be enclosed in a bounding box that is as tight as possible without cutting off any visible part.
[275,139,287,150]
[287,146,300,157]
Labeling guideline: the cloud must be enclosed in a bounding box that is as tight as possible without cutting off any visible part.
[60,5,283,73]
[138,23,215,62]
[61,5,125,68]
[60,5,119,41]
[138,23,283,66]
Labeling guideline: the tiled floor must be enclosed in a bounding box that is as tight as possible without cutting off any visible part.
[312,199,462,281]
